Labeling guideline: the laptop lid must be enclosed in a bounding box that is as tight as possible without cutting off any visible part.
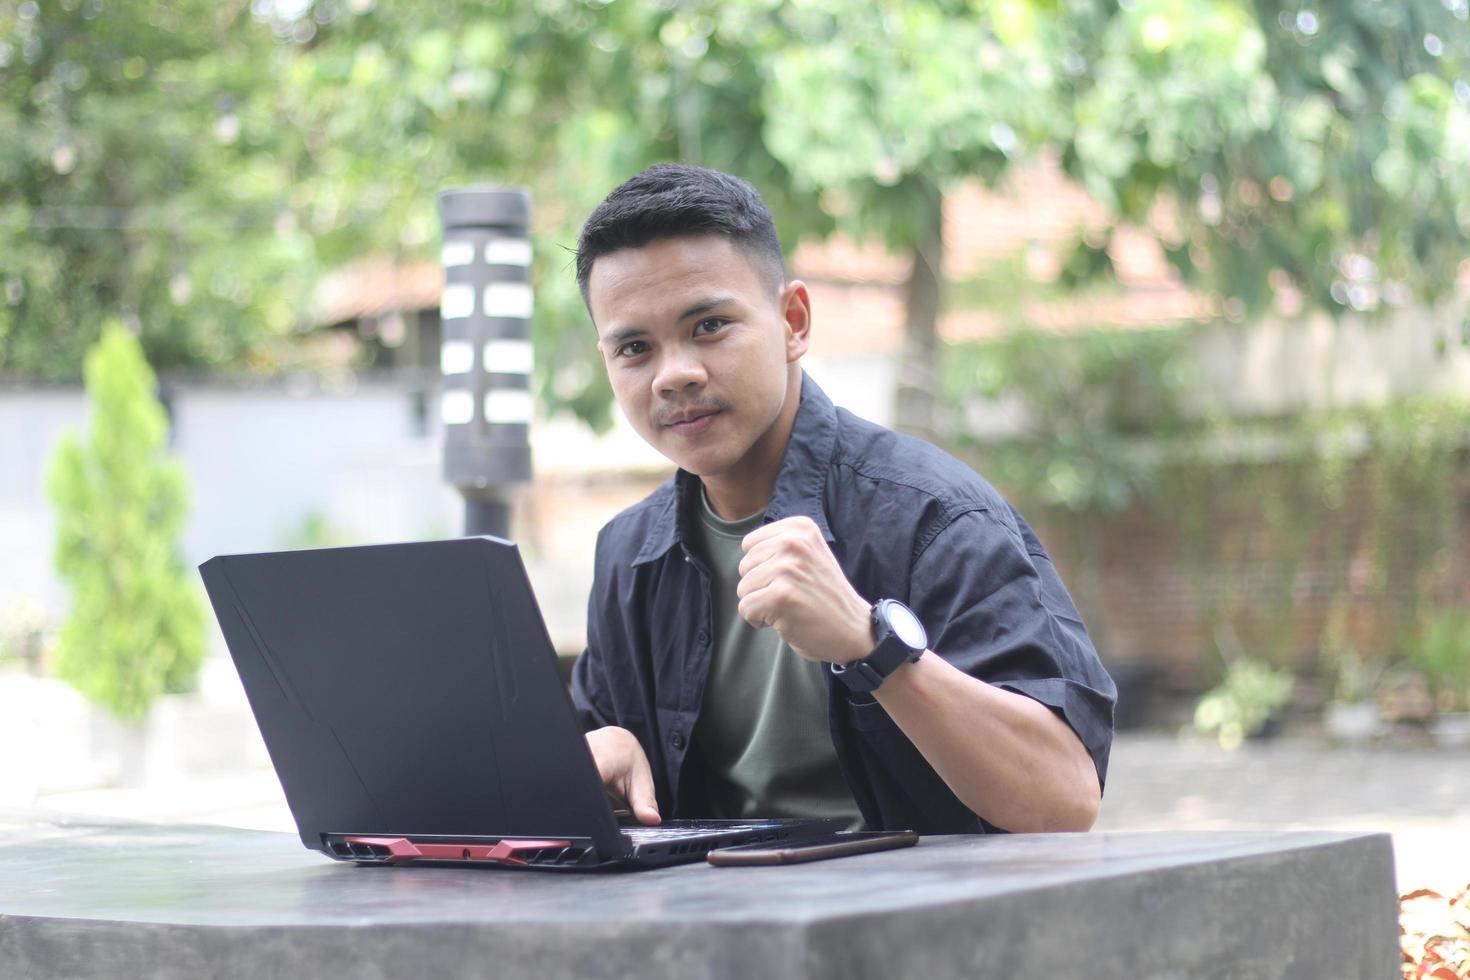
[199,537,625,858]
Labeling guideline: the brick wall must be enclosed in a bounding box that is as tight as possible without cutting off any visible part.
[1027,456,1470,695]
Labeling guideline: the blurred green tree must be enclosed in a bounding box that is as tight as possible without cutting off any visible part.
[4,0,1466,432]
[262,1,832,431]
[0,0,318,377]
[1059,0,1470,320]
[760,0,1470,433]
[46,323,205,723]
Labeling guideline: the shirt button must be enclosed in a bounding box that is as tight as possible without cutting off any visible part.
[696,630,709,645]
[671,732,686,751]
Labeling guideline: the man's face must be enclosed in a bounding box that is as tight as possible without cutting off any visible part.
[587,235,808,482]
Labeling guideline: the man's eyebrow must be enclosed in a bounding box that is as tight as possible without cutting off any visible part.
[677,295,738,322]
[600,326,648,348]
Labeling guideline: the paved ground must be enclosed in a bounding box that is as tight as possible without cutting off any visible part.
[1095,732,1470,895]
[34,731,1470,894]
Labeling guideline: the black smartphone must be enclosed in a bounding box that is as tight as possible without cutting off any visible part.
[706,830,919,866]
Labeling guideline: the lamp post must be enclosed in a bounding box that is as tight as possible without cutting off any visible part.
[437,186,533,539]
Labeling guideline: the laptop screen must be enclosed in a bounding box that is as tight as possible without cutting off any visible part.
[200,537,624,857]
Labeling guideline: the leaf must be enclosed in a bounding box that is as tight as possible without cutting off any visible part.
[1402,882,1470,979]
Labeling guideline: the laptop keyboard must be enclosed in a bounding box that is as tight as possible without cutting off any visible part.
[622,822,780,843]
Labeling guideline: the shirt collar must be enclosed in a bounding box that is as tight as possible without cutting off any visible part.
[631,371,837,566]
[763,372,838,543]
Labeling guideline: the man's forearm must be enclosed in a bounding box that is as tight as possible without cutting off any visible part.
[731,515,1101,831]
[872,652,1101,833]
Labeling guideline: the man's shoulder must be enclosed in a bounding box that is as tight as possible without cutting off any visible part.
[829,407,1012,527]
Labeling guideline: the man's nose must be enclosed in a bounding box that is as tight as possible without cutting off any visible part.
[652,345,707,394]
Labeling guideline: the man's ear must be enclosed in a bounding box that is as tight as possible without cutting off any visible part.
[779,280,812,363]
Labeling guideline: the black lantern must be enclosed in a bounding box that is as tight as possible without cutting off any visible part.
[437,186,533,539]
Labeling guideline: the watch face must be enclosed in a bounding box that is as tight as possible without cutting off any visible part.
[886,602,926,650]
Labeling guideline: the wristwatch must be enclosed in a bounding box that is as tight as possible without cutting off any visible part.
[830,599,928,693]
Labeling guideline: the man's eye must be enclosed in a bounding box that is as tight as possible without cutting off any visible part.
[694,317,728,335]
[615,341,650,358]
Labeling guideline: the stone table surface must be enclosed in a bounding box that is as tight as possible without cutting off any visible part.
[0,811,1399,979]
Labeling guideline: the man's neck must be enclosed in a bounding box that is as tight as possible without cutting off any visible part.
[699,371,803,522]
[701,475,774,523]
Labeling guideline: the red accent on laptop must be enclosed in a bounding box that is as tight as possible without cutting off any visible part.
[344,836,572,866]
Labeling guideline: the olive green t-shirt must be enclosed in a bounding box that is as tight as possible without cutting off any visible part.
[688,489,862,827]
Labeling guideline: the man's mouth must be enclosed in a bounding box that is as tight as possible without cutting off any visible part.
[660,406,724,432]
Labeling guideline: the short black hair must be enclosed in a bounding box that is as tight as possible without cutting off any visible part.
[575,163,786,304]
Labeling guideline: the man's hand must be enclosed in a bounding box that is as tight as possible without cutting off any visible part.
[584,726,661,826]
[736,516,872,665]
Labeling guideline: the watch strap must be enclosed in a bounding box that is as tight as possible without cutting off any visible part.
[831,600,926,693]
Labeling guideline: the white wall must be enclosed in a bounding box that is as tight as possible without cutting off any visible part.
[171,383,460,562]
[0,380,461,626]
[952,308,1470,441]
[1191,309,1470,417]
[0,356,895,651]
[0,389,90,614]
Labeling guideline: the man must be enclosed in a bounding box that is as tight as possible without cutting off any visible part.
[570,163,1115,835]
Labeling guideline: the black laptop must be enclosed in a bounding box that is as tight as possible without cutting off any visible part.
[198,537,846,871]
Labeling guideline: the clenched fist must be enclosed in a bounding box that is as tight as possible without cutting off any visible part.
[736,515,873,665]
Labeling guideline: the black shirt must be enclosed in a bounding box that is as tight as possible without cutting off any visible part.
[570,373,1116,833]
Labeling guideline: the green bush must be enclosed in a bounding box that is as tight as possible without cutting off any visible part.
[1404,609,1470,713]
[1193,658,1294,749]
[46,324,205,723]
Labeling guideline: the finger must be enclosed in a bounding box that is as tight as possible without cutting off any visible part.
[743,515,819,550]
[739,519,791,553]
[625,757,661,826]
[735,555,785,599]
[740,517,811,555]
[737,586,779,630]
[745,524,826,567]
[737,536,798,579]
[740,531,823,587]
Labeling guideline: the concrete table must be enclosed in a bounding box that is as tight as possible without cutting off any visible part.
[0,812,1398,979]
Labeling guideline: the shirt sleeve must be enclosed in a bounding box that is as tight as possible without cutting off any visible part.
[906,506,1116,791]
